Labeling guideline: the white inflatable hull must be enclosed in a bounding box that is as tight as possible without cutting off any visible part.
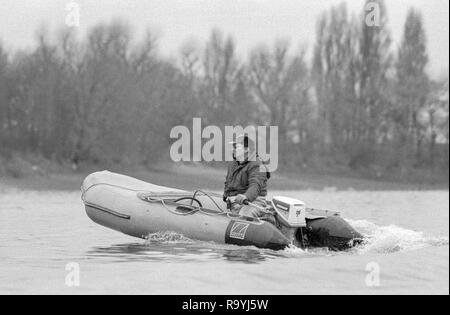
[81,171,290,250]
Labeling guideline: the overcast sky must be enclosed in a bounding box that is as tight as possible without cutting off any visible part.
[0,0,448,78]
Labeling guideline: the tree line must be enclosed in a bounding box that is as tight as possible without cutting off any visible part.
[0,0,448,179]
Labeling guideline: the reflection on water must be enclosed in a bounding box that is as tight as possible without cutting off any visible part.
[86,230,300,264]
[86,242,285,264]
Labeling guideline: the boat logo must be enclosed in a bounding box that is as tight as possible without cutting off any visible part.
[229,222,250,240]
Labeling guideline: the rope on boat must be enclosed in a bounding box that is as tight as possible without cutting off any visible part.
[81,182,228,217]
[81,182,154,203]
[145,195,228,217]
[192,190,227,213]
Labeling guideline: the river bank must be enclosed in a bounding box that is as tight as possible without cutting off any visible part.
[1,161,448,192]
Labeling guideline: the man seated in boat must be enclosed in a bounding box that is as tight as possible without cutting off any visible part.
[223,135,270,218]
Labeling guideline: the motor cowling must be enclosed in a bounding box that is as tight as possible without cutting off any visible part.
[272,196,307,228]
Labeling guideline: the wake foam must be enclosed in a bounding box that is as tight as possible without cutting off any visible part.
[142,223,448,256]
[349,219,449,254]
[144,231,194,244]
[280,244,308,257]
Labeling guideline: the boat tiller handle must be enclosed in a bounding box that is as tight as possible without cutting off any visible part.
[243,200,271,213]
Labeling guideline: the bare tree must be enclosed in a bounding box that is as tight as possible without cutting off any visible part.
[249,40,307,161]
[395,8,430,165]
[202,29,239,124]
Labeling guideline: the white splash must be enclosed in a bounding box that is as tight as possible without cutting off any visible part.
[282,244,307,257]
[144,231,194,244]
[349,219,449,254]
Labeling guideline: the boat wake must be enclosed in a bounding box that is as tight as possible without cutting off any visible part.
[348,220,449,254]
[277,221,449,257]
[144,231,195,244]
[141,221,448,259]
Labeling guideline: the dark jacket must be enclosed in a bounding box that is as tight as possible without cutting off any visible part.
[224,159,269,202]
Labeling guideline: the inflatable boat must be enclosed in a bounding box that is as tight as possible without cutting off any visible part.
[81,171,363,251]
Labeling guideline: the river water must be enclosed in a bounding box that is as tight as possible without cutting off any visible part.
[0,187,448,294]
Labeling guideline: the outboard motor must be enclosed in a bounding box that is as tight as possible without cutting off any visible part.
[272,196,307,227]
[272,196,308,247]
[272,196,363,250]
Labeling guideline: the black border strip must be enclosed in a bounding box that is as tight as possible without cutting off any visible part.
[84,202,131,220]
